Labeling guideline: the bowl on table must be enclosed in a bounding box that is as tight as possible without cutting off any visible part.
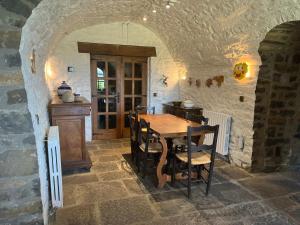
[183,100,194,108]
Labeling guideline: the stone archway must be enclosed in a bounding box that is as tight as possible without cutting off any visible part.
[252,21,300,172]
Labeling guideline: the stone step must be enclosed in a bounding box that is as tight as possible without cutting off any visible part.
[0,197,42,221]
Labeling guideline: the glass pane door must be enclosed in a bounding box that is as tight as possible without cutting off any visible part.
[122,57,147,137]
[91,57,121,139]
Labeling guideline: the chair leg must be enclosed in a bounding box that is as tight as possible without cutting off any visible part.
[188,163,192,199]
[206,163,214,196]
[136,149,140,173]
[171,154,176,186]
[142,153,147,178]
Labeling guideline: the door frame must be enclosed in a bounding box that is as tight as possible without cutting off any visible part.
[90,55,122,139]
[90,55,149,139]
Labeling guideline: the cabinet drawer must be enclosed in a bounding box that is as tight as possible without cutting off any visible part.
[50,106,90,116]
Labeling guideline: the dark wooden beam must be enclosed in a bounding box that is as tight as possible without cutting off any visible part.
[77,42,156,57]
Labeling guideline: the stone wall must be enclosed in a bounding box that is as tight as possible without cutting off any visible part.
[0,0,44,224]
[252,21,300,171]
[46,22,180,141]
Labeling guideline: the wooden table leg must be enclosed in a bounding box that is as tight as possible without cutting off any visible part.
[157,136,168,188]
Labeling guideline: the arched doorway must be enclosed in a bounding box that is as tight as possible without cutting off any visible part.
[252,21,300,172]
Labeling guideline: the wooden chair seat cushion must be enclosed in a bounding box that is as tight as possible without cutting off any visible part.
[173,137,196,146]
[139,142,162,153]
[176,151,211,165]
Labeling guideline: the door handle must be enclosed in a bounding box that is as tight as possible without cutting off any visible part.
[115,92,120,103]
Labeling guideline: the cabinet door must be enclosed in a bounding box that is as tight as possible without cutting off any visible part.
[53,117,84,162]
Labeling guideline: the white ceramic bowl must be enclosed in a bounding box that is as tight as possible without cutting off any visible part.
[183,100,194,108]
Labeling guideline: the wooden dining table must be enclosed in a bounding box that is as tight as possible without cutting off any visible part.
[139,113,200,188]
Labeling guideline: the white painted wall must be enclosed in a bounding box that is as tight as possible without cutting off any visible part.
[46,22,180,141]
[19,2,300,224]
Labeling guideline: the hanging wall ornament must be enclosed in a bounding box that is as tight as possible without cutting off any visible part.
[195,79,201,88]
[206,78,213,87]
[160,74,168,87]
[212,75,224,87]
[30,49,36,74]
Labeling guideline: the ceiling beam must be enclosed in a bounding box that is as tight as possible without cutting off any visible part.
[77,42,157,57]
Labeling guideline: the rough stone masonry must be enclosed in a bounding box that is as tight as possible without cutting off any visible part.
[0,0,43,224]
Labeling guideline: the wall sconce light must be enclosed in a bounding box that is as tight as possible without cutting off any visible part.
[233,62,248,80]
[188,77,193,86]
[30,49,36,74]
[195,79,201,88]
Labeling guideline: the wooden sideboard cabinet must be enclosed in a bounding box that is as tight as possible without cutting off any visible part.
[163,104,203,118]
[49,97,92,171]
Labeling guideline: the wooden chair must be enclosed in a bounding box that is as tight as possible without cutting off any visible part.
[128,111,139,163]
[137,118,162,178]
[135,105,155,115]
[172,125,219,198]
[173,112,209,149]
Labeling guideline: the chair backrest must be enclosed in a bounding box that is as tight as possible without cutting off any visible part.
[138,119,151,153]
[135,105,155,115]
[187,125,219,163]
[185,112,209,125]
[128,111,138,141]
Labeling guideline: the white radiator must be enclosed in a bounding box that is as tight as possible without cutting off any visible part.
[47,126,63,208]
[203,110,232,155]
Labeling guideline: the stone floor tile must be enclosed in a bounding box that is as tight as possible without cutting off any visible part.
[55,204,99,225]
[97,170,134,181]
[152,198,197,217]
[122,178,148,195]
[149,190,186,202]
[239,176,300,199]
[210,182,259,205]
[286,207,300,224]
[98,196,155,225]
[91,161,120,173]
[263,196,298,211]
[76,181,129,204]
[244,212,297,225]
[134,214,210,225]
[216,166,252,180]
[279,171,300,183]
[63,174,98,185]
[290,192,300,204]
[199,202,272,223]
[94,154,121,163]
[62,185,77,206]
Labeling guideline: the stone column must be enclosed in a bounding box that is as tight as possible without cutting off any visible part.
[0,1,43,224]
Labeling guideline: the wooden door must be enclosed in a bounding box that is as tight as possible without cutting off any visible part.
[91,56,122,139]
[121,57,148,137]
[91,56,148,139]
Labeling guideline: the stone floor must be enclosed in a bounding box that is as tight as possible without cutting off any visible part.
[52,139,300,225]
